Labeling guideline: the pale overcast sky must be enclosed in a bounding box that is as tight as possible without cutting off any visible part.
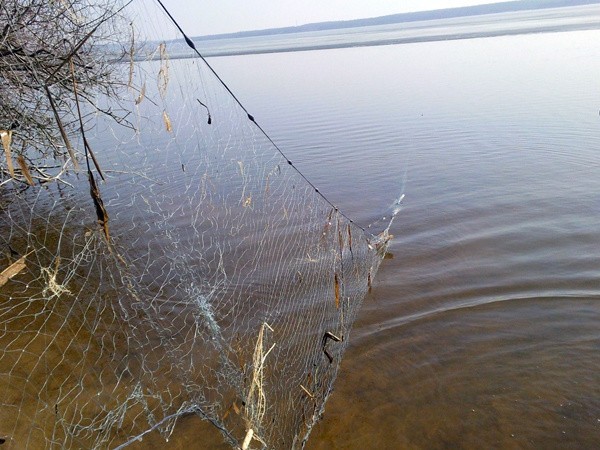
[162,0,512,36]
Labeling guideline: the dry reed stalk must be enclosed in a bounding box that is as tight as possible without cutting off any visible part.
[135,81,146,104]
[163,111,172,132]
[0,253,28,288]
[1,130,14,178]
[158,42,169,99]
[244,322,275,449]
[334,273,340,309]
[16,155,35,186]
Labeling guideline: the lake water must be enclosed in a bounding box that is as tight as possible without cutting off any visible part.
[193,9,600,450]
[3,4,599,450]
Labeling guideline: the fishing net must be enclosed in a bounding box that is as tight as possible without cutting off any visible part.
[0,1,395,448]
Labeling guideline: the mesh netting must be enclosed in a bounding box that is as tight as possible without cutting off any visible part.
[0,1,395,448]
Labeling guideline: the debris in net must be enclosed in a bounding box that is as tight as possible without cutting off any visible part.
[197,99,212,124]
[334,273,340,309]
[245,322,275,443]
[16,155,35,186]
[241,429,254,450]
[374,230,394,255]
[88,171,110,242]
[300,384,315,399]
[41,257,71,298]
[222,401,241,421]
[163,111,173,132]
[128,22,135,87]
[84,139,105,180]
[0,253,27,288]
[337,219,344,252]
[322,331,342,364]
[347,223,354,258]
[392,193,406,217]
[135,81,146,104]
[158,43,169,98]
[1,130,14,178]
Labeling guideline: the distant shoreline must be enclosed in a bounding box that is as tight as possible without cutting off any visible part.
[197,22,600,58]
[194,0,600,41]
[131,3,600,61]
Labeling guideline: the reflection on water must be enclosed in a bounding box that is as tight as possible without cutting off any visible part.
[204,28,600,449]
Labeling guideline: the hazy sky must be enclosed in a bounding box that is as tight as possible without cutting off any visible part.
[163,0,512,36]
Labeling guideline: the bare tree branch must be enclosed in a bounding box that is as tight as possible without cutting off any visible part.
[0,0,131,186]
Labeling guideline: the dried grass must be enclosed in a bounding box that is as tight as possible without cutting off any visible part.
[1,130,14,178]
[0,253,27,288]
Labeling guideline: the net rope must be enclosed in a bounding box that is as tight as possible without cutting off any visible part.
[0,1,396,448]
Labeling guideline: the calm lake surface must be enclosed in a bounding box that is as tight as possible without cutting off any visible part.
[194,11,600,450]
